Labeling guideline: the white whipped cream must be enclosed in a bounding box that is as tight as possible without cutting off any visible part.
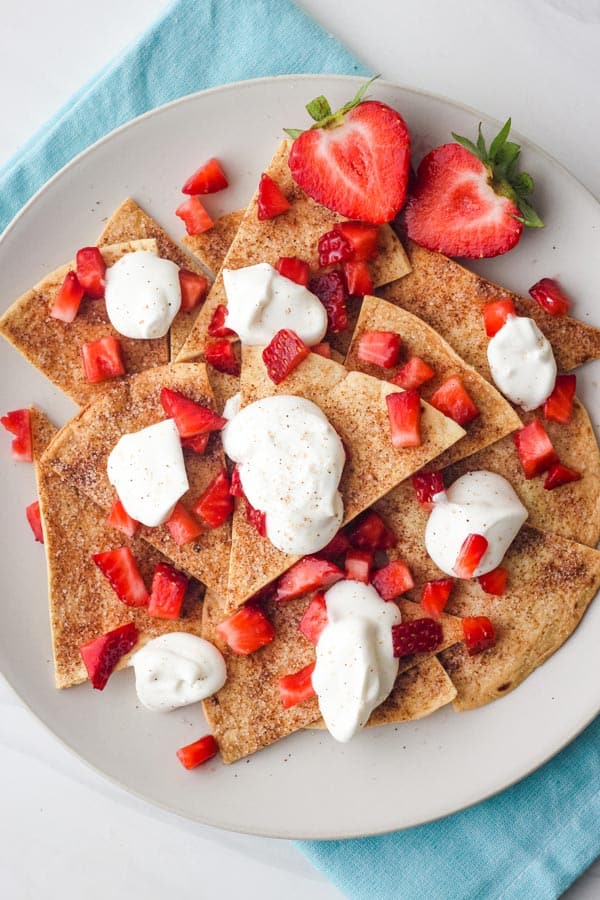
[107,418,189,527]
[487,315,557,411]
[222,395,345,554]
[425,470,528,578]
[105,250,181,339]
[129,633,226,711]
[223,392,241,420]
[312,580,401,742]
[222,263,327,346]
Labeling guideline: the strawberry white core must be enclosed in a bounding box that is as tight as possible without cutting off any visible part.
[105,250,181,339]
[487,315,557,410]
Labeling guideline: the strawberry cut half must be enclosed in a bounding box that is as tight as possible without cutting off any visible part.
[334,221,379,261]
[106,499,139,538]
[462,616,496,655]
[513,418,558,478]
[93,547,149,607]
[343,260,373,296]
[391,356,436,390]
[279,662,316,709]
[372,560,414,600]
[205,340,240,376]
[308,271,348,333]
[318,228,353,267]
[148,562,188,619]
[429,376,479,426]
[176,735,219,770]
[193,470,233,528]
[216,605,275,655]
[529,277,570,316]
[80,622,139,690]
[179,269,208,312]
[453,534,489,579]
[420,579,453,617]
[298,593,328,644]
[207,304,235,338]
[276,256,310,286]
[357,331,401,368]
[542,374,576,424]
[392,618,443,657]
[1,408,33,462]
[348,511,397,551]
[276,556,344,602]
[181,432,210,454]
[387,390,422,448]
[75,247,106,299]
[412,470,445,509]
[26,500,43,543]
[478,566,508,596]
[182,157,228,195]
[262,329,310,384]
[543,462,581,491]
[160,387,226,438]
[344,549,373,583]
[176,197,213,235]
[81,336,126,384]
[483,298,516,337]
[50,270,85,323]
[257,173,290,220]
[165,501,202,545]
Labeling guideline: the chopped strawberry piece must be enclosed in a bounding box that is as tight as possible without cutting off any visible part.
[334,221,379,261]
[412,470,445,510]
[179,269,208,312]
[1,408,33,462]
[81,336,126,384]
[429,376,479,426]
[80,622,138,690]
[529,277,570,316]
[26,500,43,543]
[257,173,290,220]
[312,341,331,358]
[483,298,516,337]
[262,329,310,384]
[298,593,328,644]
[229,466,245,498]
[357,331,401,368]
[543,462,582,490]
[205,340,240,375]
[309,271,348,333]
[181,432,210,453]
[193,470,233,528]
[93,547,149,607]
[348,511,397,551]
[279,662,316,709]
[343,259,373,296]
[315,530,350,559]
[386,390,422,448]
[392,618,443,657]
[420,579,453,616]
[391,356,436,390]
[148,562,188,619]
[513,418,558,478]
[160,387,226,438]
[50,270,85,323]
[165,502,202,545]
[478,566,508,595]
[542,374,576,424]
[176,196,213,235]
[318,228,353,266]
[106,499,139,538]
[372,559,414,600]
[462,616,496,655]
[275,256,310,286]
[216,605,275,655]
[276,556,344,602]
[453,533,489,579]
[182,157,228,195]
[75,247,106,299]
[344,549,373,583]
[245,501,267,536]
[176,734,219,769]
[207,304,235,338]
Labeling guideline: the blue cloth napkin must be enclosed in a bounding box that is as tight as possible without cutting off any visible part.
[1,1,598,897]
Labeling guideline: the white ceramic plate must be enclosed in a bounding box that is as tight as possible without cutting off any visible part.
[1,75,599,840]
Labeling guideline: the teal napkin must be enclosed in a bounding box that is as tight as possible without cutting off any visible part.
[1,1,598,897]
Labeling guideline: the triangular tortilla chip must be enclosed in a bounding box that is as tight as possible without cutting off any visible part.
[226,347,465,608]
[0,240,168,406]
[41,364,231,598]
[30,408,204,689]
[183,209,245,275]
[345,295,522,469]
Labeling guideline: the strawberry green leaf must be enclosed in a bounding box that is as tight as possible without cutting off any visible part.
[284,75,381,138]
[284,128,304,139]
[476,124,487,160]
[306,95,332,122]
[451,132,480,157]
[513,172,535,196]
[339,74,380,115]
[515,198,544,228]
[489,118,512,162]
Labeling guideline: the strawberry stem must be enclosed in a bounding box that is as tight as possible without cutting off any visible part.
[284,74,381,138]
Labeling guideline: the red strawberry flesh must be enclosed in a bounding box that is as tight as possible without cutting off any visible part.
[262,329,310,384]
[462,616,496,655]
[453,533,489,579]
[392,618,443,657]
[160,387,226,438]
[216,605,275,655]
[276,556,344,602]
[176,735,219,769]
[182,157,228,195]
[372,559,414,600]
[93,547,149,607]
[529,278,570,316]
[80,622,138,690]
[26,500,44,543]
[147,562,188,619]
[1,408,33,462]
[279,662,316,709]
[76,247,106,299]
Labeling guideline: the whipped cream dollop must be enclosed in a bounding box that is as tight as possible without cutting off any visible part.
[107,418,189,527]
[129,633,227,711]
[222,263,327,346]
[425,470,528,578]
[487,315,557,411]
[312,580,401,742]
[222,395,345,555]
[105,250,181,339]
[222,392,241,421]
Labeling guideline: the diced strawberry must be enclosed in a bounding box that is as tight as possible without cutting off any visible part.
[386,390,422,448]
[483,298,516,337]
[176,196,213,235]
[318,228,353,266]
[312,342,331,358]
[412,470,445,510]
[334,221,379,261]
[93,547,150,607]
[75,247,106,299]
[276,556,344,602]
[257,173,290,220]
[262,329,310,384]
[229,466,245,498]
[179,269,208,312]
[193,470,233,528]
[106,499,139,538]
[81,336,126,384]
[80,622,138,690]
[160,387,226,438]
[182,158,228,195]
[315,530,350,559]
[165,501,202,545]
[513,418,558,478]
[542,374,576,424]
[372,560,414,600]
[391,356,436,390]
[429,376,479,426]
[50,270,85,323]
[181,432,210,453]
[357,331,401,368]
[205,340,240,376]
[245,501,267,537]
[343,259,373,296]
[207,304,235,338]
[543,462,582,491]
[216,605,275,655]
[298,593,328,644]
[462,616,496,655]
[392,618,443,657]
[279,662,316,709]
[26,500,43,543]
[453,534,489,579]
[147,562,188,619]
[1,408,33,462]
[176,734,219,769]
[529,277,570,316]
[348,511,397,551]
[420,579,453,617]
[276,256,310,286]
[308,271,348,333]
[478,566,508,595]
[344,549,373,583]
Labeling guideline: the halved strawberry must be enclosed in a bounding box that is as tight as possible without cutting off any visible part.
[429,376,479,426]
[318,228,353,266]
[207,304,235,338]
[160,387,226,438]
[412,470,445,509]
[312,341,331,358]
[75,247,106,299]
[245,501,267,537]
[529,277,570,316]
[93,547,149,607]
[298,593,328,644]
[392,618,442,657]
[50,270,84,323]
[391,356,436,390]
[405,119,542,258]
[257,173,290,220]
[483,298,516,337]
[462,616,496,655]
[308,271,348,333]
[478,566,508,595]
[348,511,397,551]
[262,329,310,384]
[205,340,240,375]
[80,622,138,690]
[179,269,208,312]
[357,331,401,368]
[453,534,489,579]
[26,500,43,543]
[420,579,453,616]
[543,462,581,491]
[165,501,202,545]
[542,374,576,424]
[216,605,275,655]
[513,418,558,478]
[343,260,373,296]
[147,562,188,619]
[344,549,373,583]
[276,256,310,286]
[106,499,139,538]
[386,390,422,448]
[182,157,228,195]
[279,662,316,709]
[81,336,126,383]
[316,530,350,559]
[181,433,210,454]
[276,556,344,602]
[335,221,379,260]
[193,470,233,528]
[372,560,414,600]
[176,196,213,235]
[176,734,219,769]
[1,408,33,462]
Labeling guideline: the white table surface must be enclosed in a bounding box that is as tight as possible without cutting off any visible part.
[1,1,599,897]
